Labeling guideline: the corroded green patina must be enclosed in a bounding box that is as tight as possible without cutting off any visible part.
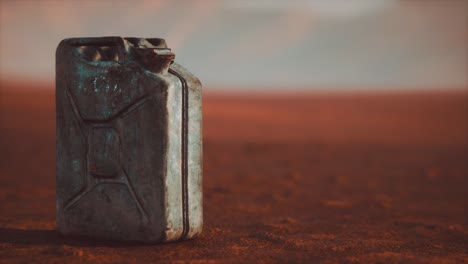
[56,37,202,243]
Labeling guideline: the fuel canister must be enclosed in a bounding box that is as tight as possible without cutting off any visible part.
[56,37,202,243]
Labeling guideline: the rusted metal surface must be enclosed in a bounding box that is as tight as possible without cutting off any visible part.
[56,37,202,243]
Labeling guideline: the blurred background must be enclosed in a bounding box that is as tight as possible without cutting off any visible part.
[1,2,468,261]
[1,0,467,90]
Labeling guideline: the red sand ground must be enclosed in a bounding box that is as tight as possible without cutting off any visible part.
[0,85,467,263]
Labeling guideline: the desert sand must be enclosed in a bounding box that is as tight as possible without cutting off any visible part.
[0,84,467,263]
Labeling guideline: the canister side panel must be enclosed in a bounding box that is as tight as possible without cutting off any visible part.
[163,74,184,241]
[170,63,203,239]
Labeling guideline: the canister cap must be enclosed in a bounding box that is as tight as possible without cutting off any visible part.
[125,37,175,74]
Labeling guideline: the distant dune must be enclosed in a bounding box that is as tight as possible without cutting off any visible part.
[2,82,467,146]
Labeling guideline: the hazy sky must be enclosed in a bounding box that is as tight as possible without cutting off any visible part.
[1,0,467,89]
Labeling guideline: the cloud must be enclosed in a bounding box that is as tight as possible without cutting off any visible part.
[223,0,396,19]
[217,9,313,60]
[164,0,219,50]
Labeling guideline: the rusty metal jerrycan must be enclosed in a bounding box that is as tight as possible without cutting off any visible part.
[56,37,202,243]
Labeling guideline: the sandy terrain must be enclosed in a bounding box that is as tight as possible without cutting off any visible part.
[0,84,467,263]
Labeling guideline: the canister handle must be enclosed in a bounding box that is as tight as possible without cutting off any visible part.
[64,37,126,62]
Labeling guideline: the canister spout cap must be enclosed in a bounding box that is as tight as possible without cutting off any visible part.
[125,37,175,74]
